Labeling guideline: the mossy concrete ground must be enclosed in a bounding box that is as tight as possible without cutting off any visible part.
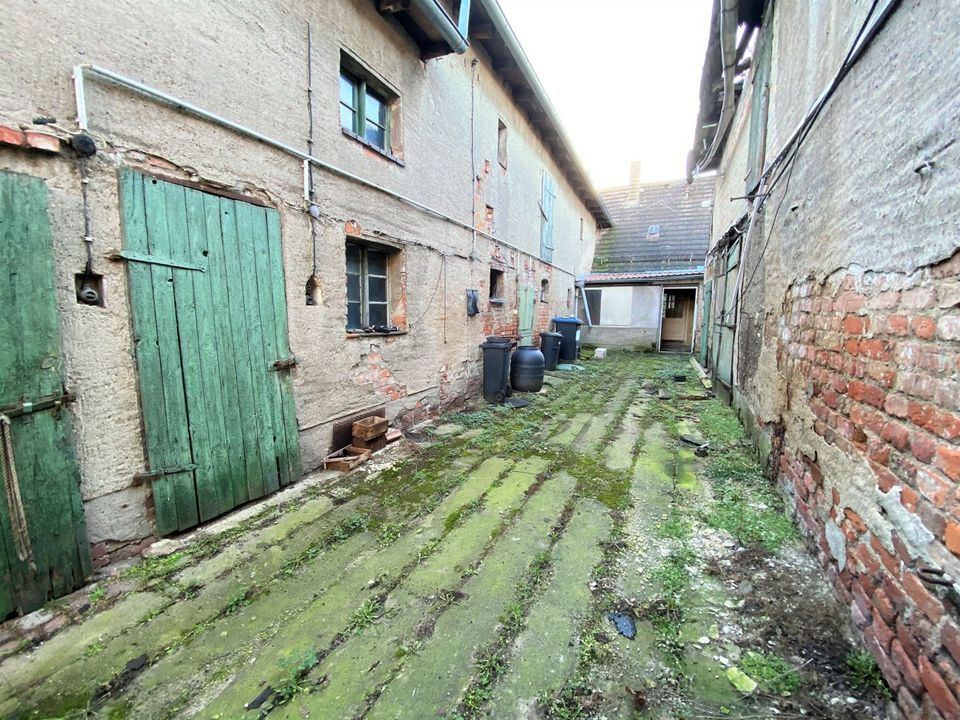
[0,353,889,719]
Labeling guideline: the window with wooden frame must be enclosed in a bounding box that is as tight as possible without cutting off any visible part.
[664,293,683,318]
[346,241,391,330]
[497,119,508,169]
[489,267,505,303]
[339,69,389,151]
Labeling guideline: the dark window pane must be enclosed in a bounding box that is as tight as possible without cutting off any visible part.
[340,105,356,133]
[369,303,388,327]
[347,301,362,329]
[365,122,385,150]
[339,74,356,108]
[346,243,361,273]
[368,276,387,303]
[365,90,385,125]
[367,250,387,276]
[347,274,361,302]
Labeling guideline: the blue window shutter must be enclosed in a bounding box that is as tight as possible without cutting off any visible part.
[540,172,556,262]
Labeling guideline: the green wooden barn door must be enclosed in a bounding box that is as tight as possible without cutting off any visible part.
[0,171,91,617]
[121,171,300,536]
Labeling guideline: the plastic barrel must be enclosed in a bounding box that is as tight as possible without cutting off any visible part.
[510,346,545,392]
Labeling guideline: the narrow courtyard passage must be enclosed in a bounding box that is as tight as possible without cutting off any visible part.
[2,355,889,719]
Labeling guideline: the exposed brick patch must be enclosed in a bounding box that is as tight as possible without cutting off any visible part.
[0,124,61,153]
[774,258,960,708]
[920,655,960,718]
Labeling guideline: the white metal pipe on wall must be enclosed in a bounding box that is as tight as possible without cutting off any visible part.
[71,63,580,275]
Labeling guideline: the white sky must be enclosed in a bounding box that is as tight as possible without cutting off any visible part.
[497,0,713,190]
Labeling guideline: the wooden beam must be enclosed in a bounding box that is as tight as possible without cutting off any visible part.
[421,43,452,61]
[471,21,494,39]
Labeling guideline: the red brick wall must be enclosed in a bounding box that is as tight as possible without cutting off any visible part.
[775,252,960,719]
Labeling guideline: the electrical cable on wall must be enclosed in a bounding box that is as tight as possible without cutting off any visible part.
[305,21,321,305]
[410,254,447,329]
[733,0,886,314]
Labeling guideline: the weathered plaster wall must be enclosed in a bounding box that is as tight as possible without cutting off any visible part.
[706,1,960,716]
[0,0,600,558]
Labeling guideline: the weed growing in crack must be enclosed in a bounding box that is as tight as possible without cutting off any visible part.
[122,551,186,584]
[705,448,797,551]
[377,521,405,547]
[222,588,255,615]
[280,512,371,577]
[83,641,106,657]
[740,650,803,695]
[846,650,890,696]
[453,539,561,718]
[654,504,691,540]
[542,681,597,720]
[273,648,320,703]
[444,496,485,533]
[349,598,381,634]
[87,584,108,605]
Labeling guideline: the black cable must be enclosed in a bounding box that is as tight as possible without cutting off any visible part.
[735,0,885,300]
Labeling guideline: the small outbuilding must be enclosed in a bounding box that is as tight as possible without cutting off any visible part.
[581,167,716,353]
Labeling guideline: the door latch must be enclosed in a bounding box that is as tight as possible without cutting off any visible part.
[0,391,76,419]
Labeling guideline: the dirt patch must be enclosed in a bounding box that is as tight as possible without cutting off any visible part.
[708,543,890,718]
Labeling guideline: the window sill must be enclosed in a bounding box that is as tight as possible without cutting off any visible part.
[345,330,408,339]
[489,298,507,306]
[341,128,405,167]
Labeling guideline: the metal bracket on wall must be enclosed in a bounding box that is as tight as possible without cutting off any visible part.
[271,356,299,371]
[109,250,206,273]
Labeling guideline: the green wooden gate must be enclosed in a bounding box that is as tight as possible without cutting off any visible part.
[518,286,536,345]
[0,171,91,617]
[121,171,300,535]
[700,281,712,367]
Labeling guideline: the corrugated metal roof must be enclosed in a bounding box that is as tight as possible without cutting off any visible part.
[585,268,705,284]
[591,175,716,273]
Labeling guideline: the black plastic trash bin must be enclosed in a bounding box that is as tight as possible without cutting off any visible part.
[480,336,514,403]
[552,316,582,362]
[539,331,562,371]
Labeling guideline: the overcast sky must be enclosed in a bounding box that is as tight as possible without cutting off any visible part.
[497,0,713,190]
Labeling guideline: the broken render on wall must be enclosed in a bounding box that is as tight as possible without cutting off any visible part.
[691,0,960,717]
[0,0,611,615]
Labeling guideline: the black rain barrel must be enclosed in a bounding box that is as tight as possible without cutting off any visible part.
[480,336,513,403]
[510,346,545,392]
[552,316,582,362]
[539,331,562,371]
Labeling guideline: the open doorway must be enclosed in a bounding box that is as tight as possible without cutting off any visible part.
[658,287,697,353]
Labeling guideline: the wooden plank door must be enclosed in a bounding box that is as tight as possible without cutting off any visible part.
[0,171,91,617]
[518,286,536,345]
[121,171,300,536]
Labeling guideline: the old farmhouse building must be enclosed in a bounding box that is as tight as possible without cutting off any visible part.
[0,0,610,614]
